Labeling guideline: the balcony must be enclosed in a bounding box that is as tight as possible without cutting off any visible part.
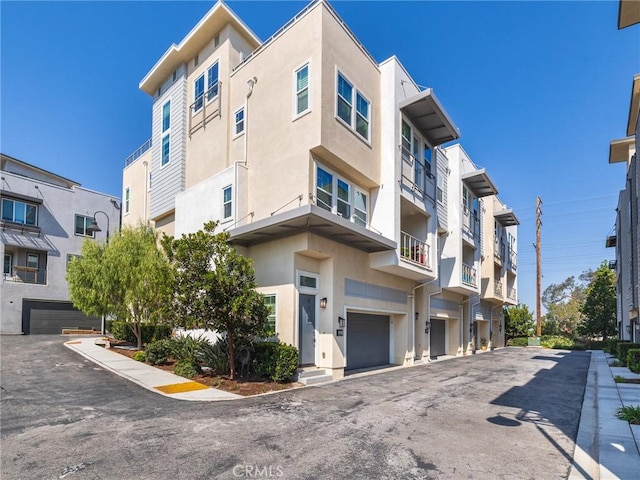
[124,138,152,167]
[461,206,480,243]
[4,266,46,285]
[494,239,505,265]
[400,231,430,269]
[462,263,477,287]
[507,287,517,302]
[400,148,436,200]
[507,249,517,272]
[494,279,503,298]
[189,82,222,136]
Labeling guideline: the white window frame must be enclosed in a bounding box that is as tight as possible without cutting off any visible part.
[355,91,370,141]
[26,252,39,270]
[297,270,319,292]
[436,175,444,204]
[315,164,368,227]
[206,60,220,102]
[124,187,130,215]
[336,71,353,127]
[335,69,371,143]
[293,62,310,118]
[234,107,245,137]
[194,73,205,112]
[1,197,38,226]
[263,294,277,333]
[74,214,94,237]
[4,253,13,276]
[222,185,233,220]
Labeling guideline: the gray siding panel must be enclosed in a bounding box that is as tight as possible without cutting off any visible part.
[436,148,448,230]
[344,279,407,304]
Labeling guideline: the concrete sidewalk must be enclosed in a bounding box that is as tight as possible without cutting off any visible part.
[570,350,640,480]
[64,337,241,401]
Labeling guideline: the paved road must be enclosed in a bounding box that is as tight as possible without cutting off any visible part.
[1,336,589,480]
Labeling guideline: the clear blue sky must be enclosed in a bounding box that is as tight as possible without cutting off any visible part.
[2,1,638,315]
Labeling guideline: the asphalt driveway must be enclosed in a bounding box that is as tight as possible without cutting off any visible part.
[1,335,589,480]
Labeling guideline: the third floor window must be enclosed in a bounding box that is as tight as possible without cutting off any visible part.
[1,198,38,226]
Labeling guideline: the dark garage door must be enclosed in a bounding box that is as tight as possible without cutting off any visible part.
[22,300,101,334]
[430,318,446,358]
[346,313,390,370]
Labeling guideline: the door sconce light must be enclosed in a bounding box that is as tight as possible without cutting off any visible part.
[338,316,345,328]
[425,321,431,334]
[320,297,328,309]
[499,324,503,334]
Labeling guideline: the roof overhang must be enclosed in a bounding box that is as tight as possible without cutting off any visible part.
[228,204,396,253]
[619,0,640,29]
[609,136,635,164]
[494,208,519,226]
[461,168,498,197]
[139,2,261,95]
[627,74,640,137]
[399,89,460,147]
[0,190,43,205]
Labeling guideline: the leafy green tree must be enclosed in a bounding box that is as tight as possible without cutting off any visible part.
[67,224,172,349]
[162,221,269,379]
[542,271,592,337]
[504,304,535,338]
[578,261,617,339]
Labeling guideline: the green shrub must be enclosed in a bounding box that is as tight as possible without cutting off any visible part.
[107,321,172,345]
[506,337,528,347]
[170,333,211,364]
[200,336,230,375]
[627,349,640,374]
[540,335,575,349]
[614,375,629,383]
[174,360,199,379]
[253,342,299,382]
[133,351,146,362]
[616,405,640,425]
[607,338,622,355]
[617,343,640,366]
[144,339,173,365]
[585,340,607,350]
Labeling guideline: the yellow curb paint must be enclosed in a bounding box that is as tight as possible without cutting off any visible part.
[65,341,81,345]
[154,381,210,394]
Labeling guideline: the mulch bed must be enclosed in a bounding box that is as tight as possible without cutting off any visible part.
[108,341,301,396]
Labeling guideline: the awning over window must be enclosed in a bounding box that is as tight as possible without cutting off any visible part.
[609,137,635,164]
[619,0,640,29]
[399,89,460,147]
[494,208,519,226]
[461,168,498,197]
[0,190,43,205]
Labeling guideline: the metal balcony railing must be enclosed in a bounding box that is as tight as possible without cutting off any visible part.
[400,231,430,269]
[124,138,152,167]
[189,82,222,136]
[400,147,435,200]
[494,239,505,263]
[494,279,503,297]
[508,249,517,272]
[462,206,480,238]
[462,263,477,287]
[4,266,46,285]
[507,287,517,301]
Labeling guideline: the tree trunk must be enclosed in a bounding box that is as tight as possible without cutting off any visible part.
[228,331,235,380]
[132,322,142,350]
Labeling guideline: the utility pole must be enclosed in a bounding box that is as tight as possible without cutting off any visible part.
[536,196,543,337]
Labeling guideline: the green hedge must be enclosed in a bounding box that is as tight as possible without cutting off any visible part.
[617,343,640,366]
[506,337,528,347]
[607,338,622,355]
[253,342,299,382]
[106,321,172,345]
[627,349,640,374]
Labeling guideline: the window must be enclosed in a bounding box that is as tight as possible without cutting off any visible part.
[263,295,277,332]
[162,101,171,166]
[207,61,219,100]
[194,74,205,111]
[436,175,444,204]
[124,188,130,214]
[4,253,12,275]
[223,186,232,219]
[194,54,199,67]
[234,107,245,136]
[299,275,317,289]
[295,64,309,115]
[26,253,39,269]
[315,165,368,226]
[401,120,411,162]
[413,132,423,189]
[424,145,432,177]
[162,101,171,132]
[75,214,94,237]
[161,135,170,166]
[1,198,38,225]
[336,72,370,141]
[462,186,469,212]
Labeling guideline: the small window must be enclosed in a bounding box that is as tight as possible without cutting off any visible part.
[162,135,170,166]
[162,101,171,132]
[355,92,369,140]
[234,108,245,136]
[263,295,277,333]
[316,166,333,212]
[424,144,432,177]
[436,175,444,204]
[26,253,39,269]
[214,34,220,47]
[207,61,219,100]
[172,70,177,82]
[4,253,13,275]
[337,73,353,124]
[223,185,232,219]
[124,188,130,214]
[295,64,309,115]
[354,190,367,227]
[75,214,94,237]
[299,275,317,289]
[194,74,205,111]
[194,54,199,67]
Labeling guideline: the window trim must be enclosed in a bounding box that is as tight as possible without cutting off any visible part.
[26,252,39,270]
[1,197,39,226]
[206,60,220,103]
[336,71,353,127]
[4,253,13,276]
[293,61,311,119]
[161,133,171,168]
[194,73,205,112]
[335,68,371,144]
[315,164,369,227]
[233,107,245,138]
[74,214,95,238]
[124,187,130,215]
[222,185,233,220]
[263,293,277,334]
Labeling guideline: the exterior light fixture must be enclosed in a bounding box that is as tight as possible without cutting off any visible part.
[87,210,110,243]
[320,297,328,309]
[338,316,345,328]
[425,321,431,334]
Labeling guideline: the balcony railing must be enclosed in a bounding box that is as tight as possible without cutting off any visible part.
[462,206,480,239]
[494,279,503,298]
[400,148,435,200]
[124,138,152,167]
[400,231,430,269]
[4,266,46,285]
[462,263,477,287]
[494,239,505,263]
[507,287,517,301]
[508,249,517,272]
[189,82,222,136]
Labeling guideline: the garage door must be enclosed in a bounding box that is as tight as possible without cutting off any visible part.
[346,313,390,370]
[22,300,101,334]
[430,318,446,358]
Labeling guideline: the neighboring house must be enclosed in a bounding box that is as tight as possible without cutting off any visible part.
[607,1,639,342]
[1,154,120,334]
[122,0,518,378]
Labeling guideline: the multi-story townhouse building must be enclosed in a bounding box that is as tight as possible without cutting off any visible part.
[1,154,120,334]
[607,1,639,343]
[122,0,518,378]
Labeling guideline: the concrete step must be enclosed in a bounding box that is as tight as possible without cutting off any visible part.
[297,369,333,385]
[297,369,327,379]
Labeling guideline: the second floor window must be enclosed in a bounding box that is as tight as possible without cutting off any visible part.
[75,214,94,237]
[295,64,309,116]
[223,185,232,219]
[1,198,38,226]
[234,108,245,136]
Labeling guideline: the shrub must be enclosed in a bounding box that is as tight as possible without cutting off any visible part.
[614,375,629,383]
[616,405,640,425]
[200,336,230,375]
[607,338,621,355]
[506,337,528,347]
[170,333,211,364]
[144,339,173,365]
[253,342,299,382]
[617,342,640,366]
[108,321,172,345]
[133,351,146,362]
[627,349,640,374]
[174,360,199,379]
[585,340,607,350]
[540,335,575,349]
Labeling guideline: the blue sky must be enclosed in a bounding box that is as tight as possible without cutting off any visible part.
[1,1,638,315]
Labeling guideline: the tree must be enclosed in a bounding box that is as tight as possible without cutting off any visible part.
[541,270,592,337]
[504,304,535,338]
[67,224,172,349]
[162,222,269,380]
[578,261,617,339]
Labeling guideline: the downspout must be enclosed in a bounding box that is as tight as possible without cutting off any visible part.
[142,160,148,223]
[234,77,257,227]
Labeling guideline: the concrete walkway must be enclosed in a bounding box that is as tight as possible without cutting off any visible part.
[570,350,640,480]
[64,337,241,401]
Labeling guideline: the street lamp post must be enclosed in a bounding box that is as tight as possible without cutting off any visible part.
[87,211,109,334]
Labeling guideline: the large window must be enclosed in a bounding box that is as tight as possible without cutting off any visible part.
[223,186,232,219]
[336,72,369,141]
[315,165,368,226]
[1,198,38,226]
[234,107,245,136]
[75,214,94,237]
[294,64,309,116]
[263,295,277,333]
[161,100,171,166]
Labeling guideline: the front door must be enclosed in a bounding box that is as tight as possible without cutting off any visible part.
[298,293,316,365]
